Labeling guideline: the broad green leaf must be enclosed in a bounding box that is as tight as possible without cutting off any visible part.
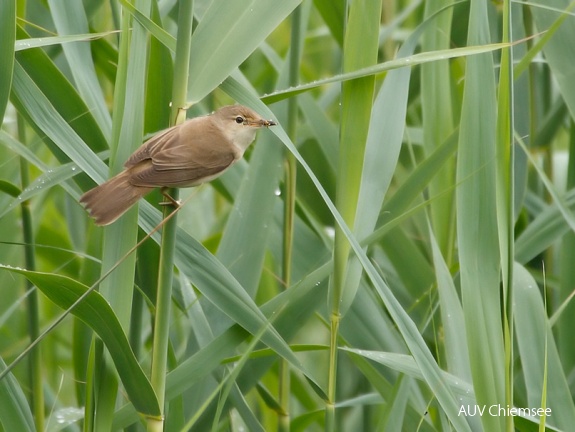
[456,2,504,431]
[333,0,381,314]
[187,0,301,103]
[344,3,444,313]
[0,265,161,417]
[421,0,456,258]
[496,5,516,431]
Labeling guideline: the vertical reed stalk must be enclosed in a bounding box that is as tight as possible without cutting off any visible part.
[279,6,302,431]
[327,1,380,429]
[497,1,515,430]
[148,1,193,429]
[18,117,44,432]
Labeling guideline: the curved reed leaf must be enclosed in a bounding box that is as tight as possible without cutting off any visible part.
[0,265,161,417]
[0,357,34,432]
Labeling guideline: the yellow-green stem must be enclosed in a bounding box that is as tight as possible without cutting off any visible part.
[279,5,302,430]
[498,2,515,431]
[326,314,340,431]
[328,0,381,428]
[149,188,179,408]
[148,0,193,426]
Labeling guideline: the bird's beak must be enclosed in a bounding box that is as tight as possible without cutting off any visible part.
[250,118,276,127]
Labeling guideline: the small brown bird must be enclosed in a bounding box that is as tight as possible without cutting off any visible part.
[80,105,276,225]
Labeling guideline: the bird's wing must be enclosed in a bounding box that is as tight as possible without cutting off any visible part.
[127,120,239,188]
[124,126,178,168]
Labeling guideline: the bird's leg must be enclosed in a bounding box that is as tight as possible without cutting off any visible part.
[159,187,182,208]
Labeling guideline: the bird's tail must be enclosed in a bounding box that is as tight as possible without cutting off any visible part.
[80,171,153,226]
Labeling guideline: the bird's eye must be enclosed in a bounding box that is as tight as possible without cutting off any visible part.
[235,116,244,124]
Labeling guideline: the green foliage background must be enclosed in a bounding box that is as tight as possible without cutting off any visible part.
[1,0,575,431]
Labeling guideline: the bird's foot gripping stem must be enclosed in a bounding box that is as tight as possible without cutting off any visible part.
[159,187,182,208]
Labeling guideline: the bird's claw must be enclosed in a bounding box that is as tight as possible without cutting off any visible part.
[159,188,181,208]
[159,199,182,207]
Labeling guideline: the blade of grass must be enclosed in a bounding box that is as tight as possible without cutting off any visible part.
[329,0,381,428]
[496,2,516,432]
[0,0,15,124]
[186,0,301,104]
[119,0,176,52]
[14,26,108,154]
[10,62,108,183]
[47,0,112,140]
[341,348,474,400]
[0,265,161,417]
[0,356,34,432]
[15,31,120,51]
[96,0,152,429]
[513,263,575,430]
[539,272,548,432]
[557,122,575,376]
[427,220,471,380]
[421,0,455,261]
[262,41,517,104]
[456,2,505,431]
[344,4,441,314]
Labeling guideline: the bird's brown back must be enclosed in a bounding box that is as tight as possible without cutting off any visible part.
[125,117,240,188]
